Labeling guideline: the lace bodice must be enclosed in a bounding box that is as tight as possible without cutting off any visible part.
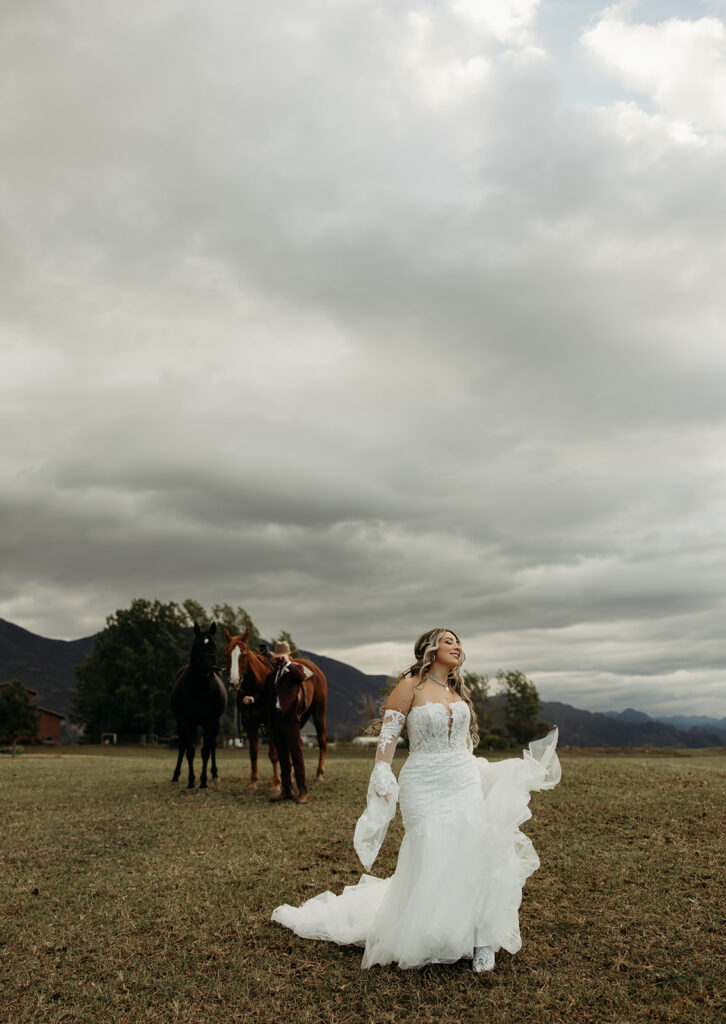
[407,701,471,755]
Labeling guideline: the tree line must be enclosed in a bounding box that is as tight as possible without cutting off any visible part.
[463,670,545,747]
[71,598,296,742]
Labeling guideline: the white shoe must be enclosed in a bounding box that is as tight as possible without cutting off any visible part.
[473,946,495,973]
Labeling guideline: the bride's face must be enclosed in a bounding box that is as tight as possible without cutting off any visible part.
[434,631,461,672]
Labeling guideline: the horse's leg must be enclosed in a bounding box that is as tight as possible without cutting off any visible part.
[172,728,184,782]
[247,721,259,791]
[210,722,220,780]
[200,724,210,790]
[312,698,328,782]
[185,728,196,789]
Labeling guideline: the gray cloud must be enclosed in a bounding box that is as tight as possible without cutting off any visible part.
[1,1,725,716]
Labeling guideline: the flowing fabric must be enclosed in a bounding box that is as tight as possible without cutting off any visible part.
[272,702,560,969]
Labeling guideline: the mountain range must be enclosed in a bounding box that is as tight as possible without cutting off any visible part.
[538,701,724,749]
[603,707,726,738]
[0,617,723,747]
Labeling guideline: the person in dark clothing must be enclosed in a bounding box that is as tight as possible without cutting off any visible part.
[242,640,307,803]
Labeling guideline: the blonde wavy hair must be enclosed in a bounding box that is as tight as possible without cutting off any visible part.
[370,628,479,747]
[399,627,479,747]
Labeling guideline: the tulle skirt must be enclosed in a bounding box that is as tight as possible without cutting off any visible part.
[271,734,559,969]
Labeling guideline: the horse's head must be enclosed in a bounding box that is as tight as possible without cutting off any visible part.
[190,621,217,680]
[224,627,250,691]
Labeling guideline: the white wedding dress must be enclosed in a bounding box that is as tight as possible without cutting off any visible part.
[272,701,561,969]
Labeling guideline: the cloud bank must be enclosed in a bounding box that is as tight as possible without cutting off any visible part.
[1,1,725,715]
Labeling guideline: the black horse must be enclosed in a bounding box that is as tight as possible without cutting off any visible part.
[170,622,228,789]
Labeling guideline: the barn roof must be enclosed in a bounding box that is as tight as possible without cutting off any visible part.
[0,682,65,719]
[36,706,66,720]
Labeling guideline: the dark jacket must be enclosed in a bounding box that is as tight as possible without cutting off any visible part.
[262,661,306,722]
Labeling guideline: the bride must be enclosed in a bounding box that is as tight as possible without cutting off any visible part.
[272,628,561,972]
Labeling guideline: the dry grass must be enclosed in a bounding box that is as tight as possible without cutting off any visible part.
[1,745,724,1024]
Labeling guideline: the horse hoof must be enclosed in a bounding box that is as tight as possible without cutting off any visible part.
[247,783,258,791]
[269,787,281,798]
[170,779,179,784]
[314,776,324,784]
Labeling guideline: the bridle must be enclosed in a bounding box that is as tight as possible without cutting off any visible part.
[191,636,217,683]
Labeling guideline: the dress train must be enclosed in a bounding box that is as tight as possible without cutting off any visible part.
[272,705,560,969]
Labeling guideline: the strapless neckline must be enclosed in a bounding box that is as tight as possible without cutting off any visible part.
[409,700,466,713]
[407,700,469,744]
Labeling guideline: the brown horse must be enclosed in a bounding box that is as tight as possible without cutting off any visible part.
[224,629,328,791]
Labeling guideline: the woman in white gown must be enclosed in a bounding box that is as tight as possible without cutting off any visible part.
[272,628,561,972]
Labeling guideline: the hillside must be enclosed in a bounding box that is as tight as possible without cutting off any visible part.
[540,701,724,748]
[0,617,722,746]
[604,707,726,741]
[0,618,97,717]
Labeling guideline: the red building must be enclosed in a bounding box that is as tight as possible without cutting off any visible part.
[0,683,66,745]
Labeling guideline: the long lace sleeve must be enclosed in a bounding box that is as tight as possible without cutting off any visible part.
[353,709,405,871]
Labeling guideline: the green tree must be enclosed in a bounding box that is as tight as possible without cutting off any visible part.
[463,671,492,736]
[498,669,541,745]
[0,680,41,757]
[211,604,262,649]
[182,599,211,628]
[72,598,192,741]
[269,629,298,655]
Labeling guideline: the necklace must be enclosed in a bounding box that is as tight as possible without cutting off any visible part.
[428,673,450,693]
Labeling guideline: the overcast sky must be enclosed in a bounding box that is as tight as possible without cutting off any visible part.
[2,1,725,717]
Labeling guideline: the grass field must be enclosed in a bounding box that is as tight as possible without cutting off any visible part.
[1,745,724,1024]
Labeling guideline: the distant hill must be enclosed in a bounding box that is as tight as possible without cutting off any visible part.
[604,707,726,740]
[0,618,97,718]
[1,617,722,746]
[542,701,724,748]
[603,707,652,724]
